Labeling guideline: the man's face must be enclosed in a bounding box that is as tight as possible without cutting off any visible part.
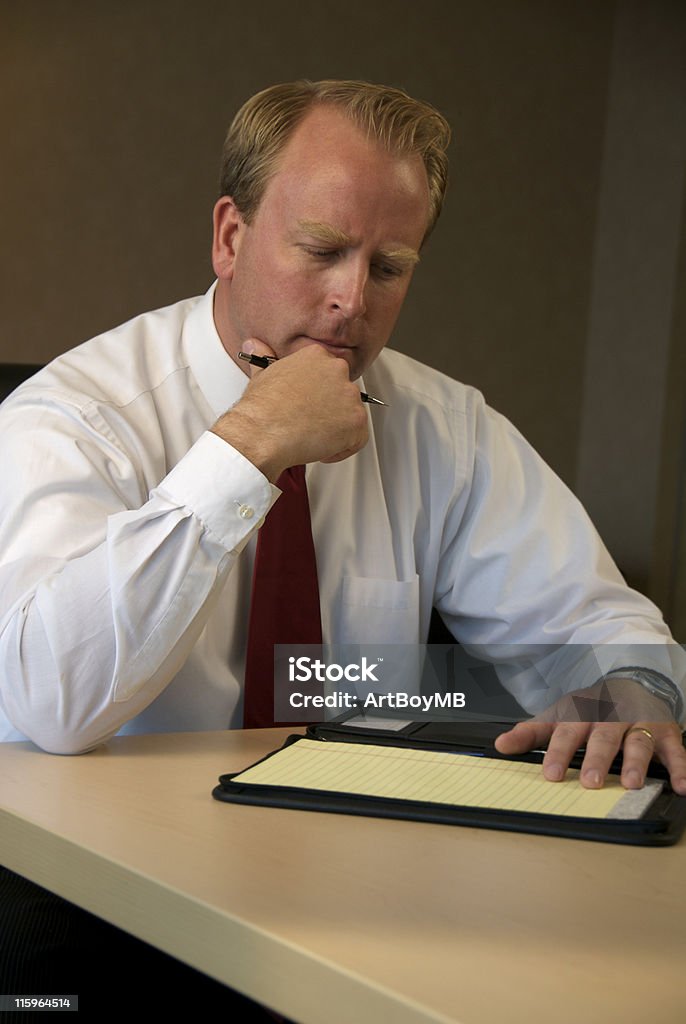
[213,105,431,381]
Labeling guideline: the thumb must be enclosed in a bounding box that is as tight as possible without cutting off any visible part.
[239,337,278,379]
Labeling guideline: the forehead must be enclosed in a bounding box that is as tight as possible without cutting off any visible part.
[255,105,431,245]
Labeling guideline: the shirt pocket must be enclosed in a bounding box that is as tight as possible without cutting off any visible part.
[338,575,420,644]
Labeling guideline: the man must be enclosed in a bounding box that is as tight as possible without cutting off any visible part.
[0,79,684,795]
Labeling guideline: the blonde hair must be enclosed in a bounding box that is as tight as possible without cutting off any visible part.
[220,79,450,237]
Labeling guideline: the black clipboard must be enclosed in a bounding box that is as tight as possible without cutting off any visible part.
[212,717,686,846]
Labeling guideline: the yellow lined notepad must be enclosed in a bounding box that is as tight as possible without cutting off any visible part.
[233,739,659,819]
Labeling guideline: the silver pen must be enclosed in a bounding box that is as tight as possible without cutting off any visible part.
[237,351,388,406]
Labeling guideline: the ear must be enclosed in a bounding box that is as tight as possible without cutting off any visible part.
[211,196,245,280]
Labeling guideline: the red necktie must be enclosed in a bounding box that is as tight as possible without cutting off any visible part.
[243,465,323,727]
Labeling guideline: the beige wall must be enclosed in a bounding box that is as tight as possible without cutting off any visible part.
[2,1,685,625]
[576,0,686,607]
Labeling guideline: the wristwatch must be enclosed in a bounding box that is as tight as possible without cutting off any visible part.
[602,667,684,721]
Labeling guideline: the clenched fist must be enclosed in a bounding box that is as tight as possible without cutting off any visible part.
[211,339,369,481]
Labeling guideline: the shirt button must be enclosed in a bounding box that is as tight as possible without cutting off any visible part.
[238,504,255,520]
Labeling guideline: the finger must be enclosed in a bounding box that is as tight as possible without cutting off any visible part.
[575,723,627,788]
[620,725,658,789]
[540,721,593,783]
[652,726,686,795]
[494,720,555,755]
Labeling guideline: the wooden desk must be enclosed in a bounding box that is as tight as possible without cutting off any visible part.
[0,729,683,1024]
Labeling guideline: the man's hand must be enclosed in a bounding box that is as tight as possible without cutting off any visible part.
[211,339,369,481]
[495,678,686,794]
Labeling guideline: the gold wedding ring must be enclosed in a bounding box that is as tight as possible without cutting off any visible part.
[624,726,655,744]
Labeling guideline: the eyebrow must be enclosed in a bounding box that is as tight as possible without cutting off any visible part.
[297,220,420,268]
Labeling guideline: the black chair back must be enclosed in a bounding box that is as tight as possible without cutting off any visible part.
[0,364,42,403]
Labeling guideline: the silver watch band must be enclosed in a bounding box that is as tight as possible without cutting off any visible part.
[602,667,684,721]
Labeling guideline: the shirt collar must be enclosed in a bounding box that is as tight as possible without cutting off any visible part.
[182,281,249,420]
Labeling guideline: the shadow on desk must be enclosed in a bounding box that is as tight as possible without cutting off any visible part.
[0,867,287,1021]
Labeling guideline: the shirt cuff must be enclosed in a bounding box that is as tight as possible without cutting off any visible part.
[153,430,278,551]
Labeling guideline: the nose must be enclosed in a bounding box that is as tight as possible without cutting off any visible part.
[329,259,368,320]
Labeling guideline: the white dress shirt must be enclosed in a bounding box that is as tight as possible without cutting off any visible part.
[0,285,680,752]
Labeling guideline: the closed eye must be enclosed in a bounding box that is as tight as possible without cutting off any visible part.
[372,261,404,279]
[302,246,342,260]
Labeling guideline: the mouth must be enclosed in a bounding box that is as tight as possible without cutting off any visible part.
[300,336,355,356]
